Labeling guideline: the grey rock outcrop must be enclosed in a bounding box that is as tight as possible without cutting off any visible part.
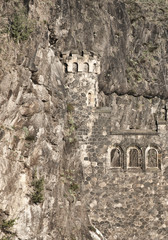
[0,0,167,239]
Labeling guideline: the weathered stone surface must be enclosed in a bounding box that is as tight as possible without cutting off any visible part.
[0,0,168,239]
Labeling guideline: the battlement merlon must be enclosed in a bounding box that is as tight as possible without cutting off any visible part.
[60,51,101,74]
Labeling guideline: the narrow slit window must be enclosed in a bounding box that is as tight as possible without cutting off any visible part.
[93,63,97,73]
[64,63,68,73]
[88,92,92,106]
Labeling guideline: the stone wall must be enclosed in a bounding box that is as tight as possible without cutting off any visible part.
[65,54,168,239]
[80,107,168,240]
[0,0,167,239]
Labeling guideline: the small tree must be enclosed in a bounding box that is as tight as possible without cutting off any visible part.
[31,171,44,204]
[9,8,34,43]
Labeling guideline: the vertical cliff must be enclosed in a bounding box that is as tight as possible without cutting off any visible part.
[0,0,167,239]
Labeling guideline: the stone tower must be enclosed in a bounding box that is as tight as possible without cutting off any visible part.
[61,50,100,108]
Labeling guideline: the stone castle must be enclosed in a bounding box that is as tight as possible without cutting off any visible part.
[61,51,168,239]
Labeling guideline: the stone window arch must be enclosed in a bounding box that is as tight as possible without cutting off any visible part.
[64,63,68,73]
[107,145,123,169]
[127,146,141,168]
[145,146,160,168]
[83,62,89,72]
[73,62,78,72]
[148,148,158,167]
[111,147,121,168]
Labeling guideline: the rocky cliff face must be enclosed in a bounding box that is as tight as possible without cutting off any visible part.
[0,0,167,239]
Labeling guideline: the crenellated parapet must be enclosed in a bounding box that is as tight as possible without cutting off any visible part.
[60,50,100,74]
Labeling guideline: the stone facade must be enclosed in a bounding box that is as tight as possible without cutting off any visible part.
[0,0,167,239]
[63,52,168,239]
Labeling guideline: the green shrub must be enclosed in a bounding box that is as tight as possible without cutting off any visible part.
[0,236,12,240]
[0,219,15,233]
[88,225,96,232]
[9,8,34,43]
[67,103,74,113]
[25,135,36,141]
[31,172,44,204]
[69,182,79,192]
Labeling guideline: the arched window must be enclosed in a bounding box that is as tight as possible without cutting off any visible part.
[64,63,68,73]
[83,63,89,72]
[73,62,78,72]
[127,147,141,168]
[147,148,158,168]
[111,148,121,168]
[129,149,139,167]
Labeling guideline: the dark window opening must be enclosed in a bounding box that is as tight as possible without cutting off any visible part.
[111,148,121,167]
[129,149,139,167]
[64,63,68,73]
[148,149,158,167]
